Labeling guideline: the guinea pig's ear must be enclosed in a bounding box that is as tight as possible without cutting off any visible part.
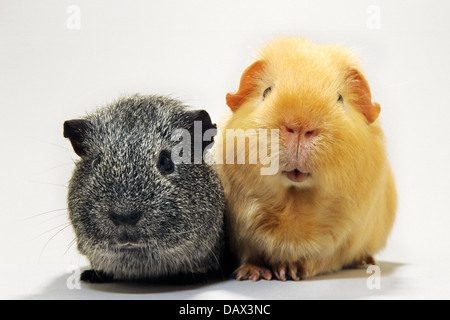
[187,110,217,162]
[63,119,92,157]
[226,60,265,112]
[188,109,216,132]
[346,68,381,124]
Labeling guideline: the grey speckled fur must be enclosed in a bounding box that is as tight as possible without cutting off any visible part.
[64,95,225,282]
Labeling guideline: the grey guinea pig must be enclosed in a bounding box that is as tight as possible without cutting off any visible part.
[63,94,226,283]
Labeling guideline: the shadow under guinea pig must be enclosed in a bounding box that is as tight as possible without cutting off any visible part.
[24,261,404,299]
[82,271,229,296]
[25,267,231,299]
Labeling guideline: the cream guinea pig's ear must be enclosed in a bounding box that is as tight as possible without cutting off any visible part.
[346,68,381,124]
[226,60,265,112]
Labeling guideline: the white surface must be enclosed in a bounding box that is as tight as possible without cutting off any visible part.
[1,0,450,300]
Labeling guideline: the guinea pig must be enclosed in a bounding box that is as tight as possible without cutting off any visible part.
[215,37,397,281]
[64,94,226,283]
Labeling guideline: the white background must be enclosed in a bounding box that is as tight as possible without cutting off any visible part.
[1,0,450,299]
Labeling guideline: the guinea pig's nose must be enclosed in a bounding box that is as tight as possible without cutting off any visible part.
[109,211,142,227]
[303,128,319,139]
[281,123,319,140]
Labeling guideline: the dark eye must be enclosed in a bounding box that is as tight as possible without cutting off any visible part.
[92,157,102,169]
[158,150,174,175]
[337,94,344,103]
[263,87,272,100]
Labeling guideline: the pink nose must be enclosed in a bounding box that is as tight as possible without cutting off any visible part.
[281,123,319,141]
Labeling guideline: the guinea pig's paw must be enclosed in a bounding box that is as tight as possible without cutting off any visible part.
[80,269,114,283]
[234,263,273,282]
[272,263,302,281]
[356,255,376,267]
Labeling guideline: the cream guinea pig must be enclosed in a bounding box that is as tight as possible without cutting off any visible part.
[215,37,397,281]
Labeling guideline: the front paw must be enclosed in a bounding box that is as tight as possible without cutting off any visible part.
[272,263,302,281]
[234,263,273,282]
[359,255,376,266]
[80,269,114,283]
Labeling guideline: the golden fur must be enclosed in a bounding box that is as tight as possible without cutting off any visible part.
[215,37,397,281]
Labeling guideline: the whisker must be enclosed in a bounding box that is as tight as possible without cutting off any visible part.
[32,138,72,152]
[23,208,68,221]
[32,222,72,241]
[26,179,68,188]
[65,237,77,256]
[169,225,205,236]
[39,214,70,225]
[38,223,73,263]
[203,238,223,275]
[34,163,74,175]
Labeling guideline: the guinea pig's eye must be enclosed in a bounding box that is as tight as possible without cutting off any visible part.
[337,94,344,103]
[263,87,272,100]
[92,157,102,169]
[158,150,175,175]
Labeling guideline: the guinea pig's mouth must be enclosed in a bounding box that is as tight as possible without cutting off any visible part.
[283,169,310,183]
[112,238,156,250]
[116,242,141,249]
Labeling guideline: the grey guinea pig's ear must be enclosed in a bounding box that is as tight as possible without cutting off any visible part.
[186,109,217,162]
[188,109,216,131]
[63,119,92,157]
